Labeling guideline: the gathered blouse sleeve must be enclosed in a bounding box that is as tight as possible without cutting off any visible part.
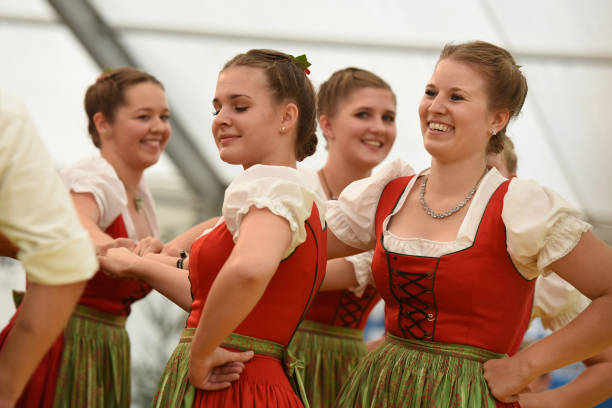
[344,250,375,296]
[222,164,325,259]
[503,178,592,280]
[533,272,591,331]
[326,158,415,250]
[60,156,126,230]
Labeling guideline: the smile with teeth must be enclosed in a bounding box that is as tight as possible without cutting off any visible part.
[142,139,161,147]
[429,122,452,132]
[363,140,382,147]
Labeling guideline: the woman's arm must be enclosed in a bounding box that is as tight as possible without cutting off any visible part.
[319,258,359,291]
[328,228,362,259]
[70,192,115,246]
[519,346,612,408]
[99,248,193,311]
[162,217,221,256]
[485,231,612,401]
[0,281,85,406]
[188,207,291,389]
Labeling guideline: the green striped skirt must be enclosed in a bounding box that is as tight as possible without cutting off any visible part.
[153,328,308,408]
[335,333,507,408]
[52,305,130,408]
[288,320,367,408]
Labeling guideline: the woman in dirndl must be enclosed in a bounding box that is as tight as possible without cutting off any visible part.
[324,40,612,407]
[99,49,327,408]
[0,67,171,407]
[288,67,398,408]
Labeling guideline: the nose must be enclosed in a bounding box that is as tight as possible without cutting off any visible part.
[428,94,446,115]
[369,117,386,135]
[213,107,232,128]
[151,116,168,133]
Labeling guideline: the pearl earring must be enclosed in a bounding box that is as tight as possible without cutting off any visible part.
[490,128,497,136]
[281,125,286,133]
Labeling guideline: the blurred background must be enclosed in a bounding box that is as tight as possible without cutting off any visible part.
[1,0,611,406]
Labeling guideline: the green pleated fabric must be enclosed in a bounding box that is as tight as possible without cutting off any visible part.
[153,328,308,408]
[288,320,367,408]
[52,305,130,408]
[151,336,196,408]
[335,333,506,408]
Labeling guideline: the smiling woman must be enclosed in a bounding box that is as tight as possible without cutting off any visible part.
[0,67,171,407]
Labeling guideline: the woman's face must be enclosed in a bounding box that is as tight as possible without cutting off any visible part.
[324,87,396,171]
[212,66,293,169]
[103,82,171,170]
[418,58,504,163]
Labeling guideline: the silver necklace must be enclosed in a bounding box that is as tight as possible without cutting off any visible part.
[419,171,485,219]
[319,168,337,200]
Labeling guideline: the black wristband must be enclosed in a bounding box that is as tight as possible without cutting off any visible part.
[176,257,184,269]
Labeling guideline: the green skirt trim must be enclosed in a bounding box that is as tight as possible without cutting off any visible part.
[296,320,364,340]
[154,329,309,408]
[52,305,130,408]
[335,333,507,408]
[288,320,368,408]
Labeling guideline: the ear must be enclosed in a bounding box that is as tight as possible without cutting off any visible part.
[318,114,334,141]
[489,108,510,135]
[280,103,299,134]
[93,112,111,139]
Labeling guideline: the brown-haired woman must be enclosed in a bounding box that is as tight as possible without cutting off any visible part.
[99,50,326,407]
[287,67,401,408]
[0,67,170,407]
[323,40,612,407]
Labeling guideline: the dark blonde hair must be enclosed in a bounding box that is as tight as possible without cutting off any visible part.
[317,67,395,119]
[222,49,317,161]
[501,137,518,174]
[84,67,164,148]
[439,41,528,154]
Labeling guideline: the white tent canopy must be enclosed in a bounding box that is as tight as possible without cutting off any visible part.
[1,0,611,241]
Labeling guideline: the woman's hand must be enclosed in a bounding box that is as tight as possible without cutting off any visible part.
[188,347,254,391]
[134,237,164,256]
[96,238,136,256]
[98,247,142,279]
[483,355,534,403]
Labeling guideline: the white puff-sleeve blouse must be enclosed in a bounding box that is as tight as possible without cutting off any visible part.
[60,156,159,239]
[533,273,590,331]
[222,164,326,259]
[327,159,592,284]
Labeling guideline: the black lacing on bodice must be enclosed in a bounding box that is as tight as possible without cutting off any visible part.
[386,253,436,340]
[334,285,378,328]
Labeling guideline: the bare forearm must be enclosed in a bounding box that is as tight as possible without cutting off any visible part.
[0,281,84,404]
[134,256,193,311]
[519,296,612,377]
[539,347,612,408]
[165,217,220,253]
[320,258,358,291]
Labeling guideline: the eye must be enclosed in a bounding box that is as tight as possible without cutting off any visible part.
[425,89,436,97]
[382,114,395,123]
[450,93,465,101]
[234,106,248,113]
[212,110,220,117]
[137,114,150,120]
[355,111,369,119]
[160,114,170,121]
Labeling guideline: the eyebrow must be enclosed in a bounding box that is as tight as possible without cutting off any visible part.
[212,94,252,103]
[133,107,170,113]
